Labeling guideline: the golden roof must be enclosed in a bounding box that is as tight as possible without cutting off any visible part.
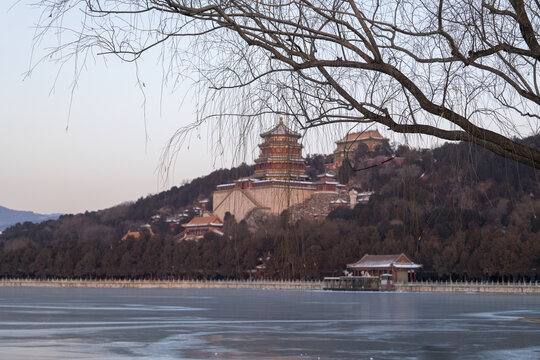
[337,130,384,144]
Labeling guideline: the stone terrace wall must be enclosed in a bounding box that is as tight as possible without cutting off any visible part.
[289,192,343,221]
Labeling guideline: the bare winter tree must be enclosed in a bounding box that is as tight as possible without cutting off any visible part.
[34,0,540,168]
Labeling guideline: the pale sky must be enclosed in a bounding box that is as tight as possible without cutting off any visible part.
[0,2,218,214]
[0,1,363,215]
[0,1,463,215]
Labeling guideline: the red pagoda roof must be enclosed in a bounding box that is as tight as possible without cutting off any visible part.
[260,118,300,138]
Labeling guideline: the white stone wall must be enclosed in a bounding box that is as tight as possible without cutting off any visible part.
[213,189,260,221]
[213,185,316,221]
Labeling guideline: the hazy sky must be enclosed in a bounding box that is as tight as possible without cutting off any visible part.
[0,1,364,215]
[0,2,219,214]
[0,1,438,215]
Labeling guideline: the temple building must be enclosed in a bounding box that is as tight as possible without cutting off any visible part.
[177,215,224,241]
[333,130,385,167]
[213,118,344,221]
[347,253,422,283]
[121,224,154,241]
[176,200,224,241]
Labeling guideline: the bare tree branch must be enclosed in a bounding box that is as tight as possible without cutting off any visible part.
[32,0,540,168]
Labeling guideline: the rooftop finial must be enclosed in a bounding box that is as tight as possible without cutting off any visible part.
[279,116,283,124]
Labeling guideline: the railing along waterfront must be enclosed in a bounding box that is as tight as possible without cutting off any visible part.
[0,278,324,290]
[395,279,540,294]
[1,278,539,293]
[322,276,382,291]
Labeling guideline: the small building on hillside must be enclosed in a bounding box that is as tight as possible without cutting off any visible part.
[330,198,349,211]
[177,215,224,241]
[357,191,374,204]
[314,173,345,193]
[333,130,386,167]
[347,253,422,283]
[121,224,154,241]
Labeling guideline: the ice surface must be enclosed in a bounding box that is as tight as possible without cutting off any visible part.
[0,287,539,359]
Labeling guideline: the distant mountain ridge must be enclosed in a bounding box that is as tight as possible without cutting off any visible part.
[0,206,61,230]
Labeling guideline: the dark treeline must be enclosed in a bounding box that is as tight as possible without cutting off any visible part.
[0,139,539,281]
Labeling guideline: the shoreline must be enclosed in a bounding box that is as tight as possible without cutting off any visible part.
[1,278,540,294]
[0,278,323,291]
[396,281,540,294]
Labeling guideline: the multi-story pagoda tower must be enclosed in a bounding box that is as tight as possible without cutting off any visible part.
[254,118,307,180]
[212,117,344,222]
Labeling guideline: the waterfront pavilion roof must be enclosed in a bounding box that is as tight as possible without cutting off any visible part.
[347,253,422,269]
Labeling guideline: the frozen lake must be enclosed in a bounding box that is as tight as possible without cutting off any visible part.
[0,287,539,359]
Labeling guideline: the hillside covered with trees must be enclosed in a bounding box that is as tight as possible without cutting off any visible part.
[1,138,539,281]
